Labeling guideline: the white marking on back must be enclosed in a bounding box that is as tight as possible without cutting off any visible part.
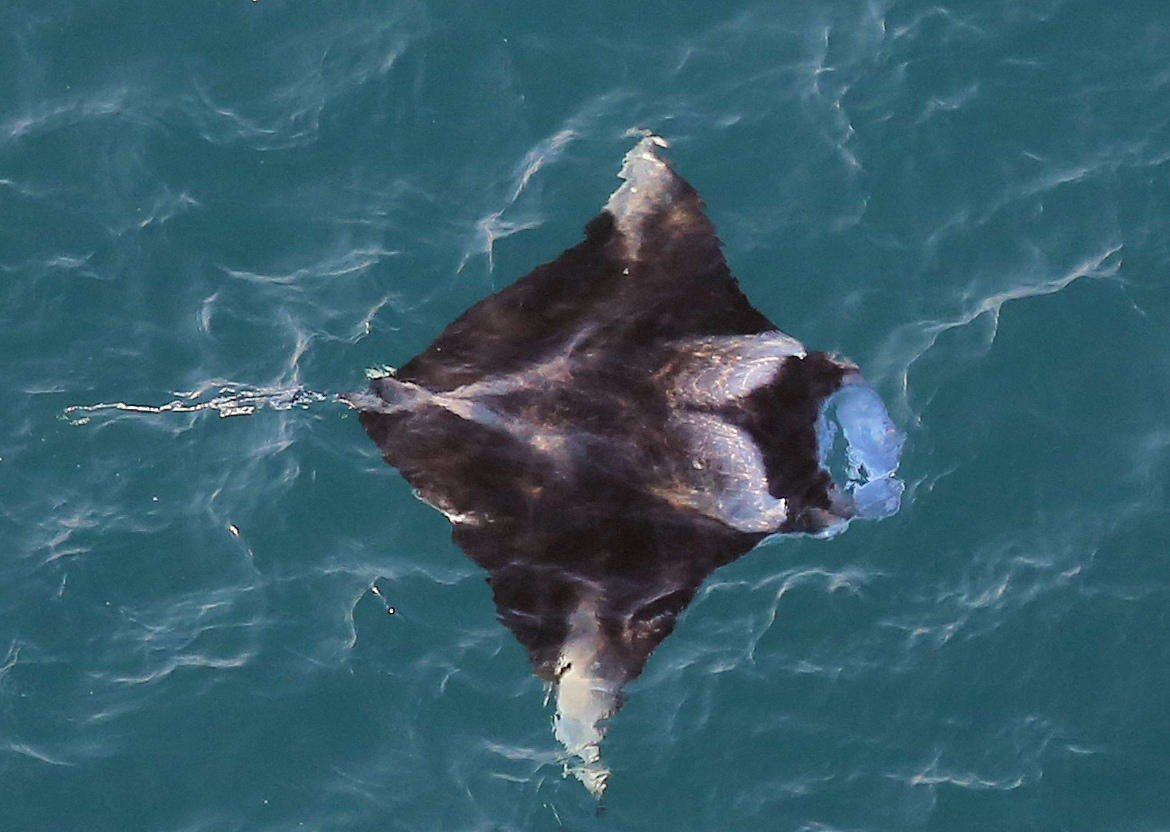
[657,412,788,532]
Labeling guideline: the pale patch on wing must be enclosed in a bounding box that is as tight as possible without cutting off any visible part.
[664,331,806,406]
[657,412,787,533]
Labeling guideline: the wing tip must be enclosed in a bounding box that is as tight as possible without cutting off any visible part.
[605,130,692,258]
[623,127,671,150]
[616,129,673,182]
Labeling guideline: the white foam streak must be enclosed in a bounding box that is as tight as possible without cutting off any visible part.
[4,742,76,767]
[875,244,1123,421]
[741,566,882,665]
[222,247,399,285]
[108,652,253,686]
[1,88,131,143]
[456,129,577,274]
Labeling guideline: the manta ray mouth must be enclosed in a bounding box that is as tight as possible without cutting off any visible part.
[816,375,906,530]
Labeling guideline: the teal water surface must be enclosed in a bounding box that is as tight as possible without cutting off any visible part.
[3,2,1170,830]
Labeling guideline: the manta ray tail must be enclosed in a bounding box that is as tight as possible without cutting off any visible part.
[64,385,337,424]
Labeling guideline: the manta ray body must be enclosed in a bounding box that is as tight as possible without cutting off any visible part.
[351,135,904,794]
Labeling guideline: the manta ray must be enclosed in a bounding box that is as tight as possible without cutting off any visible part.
[348,134,904,795]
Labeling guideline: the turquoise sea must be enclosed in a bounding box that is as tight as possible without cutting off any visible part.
[3,2,1169,829]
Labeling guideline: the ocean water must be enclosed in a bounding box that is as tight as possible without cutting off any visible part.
[3,1,1169,829]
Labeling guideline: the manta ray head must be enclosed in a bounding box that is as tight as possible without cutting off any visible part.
[813,374,906,535]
